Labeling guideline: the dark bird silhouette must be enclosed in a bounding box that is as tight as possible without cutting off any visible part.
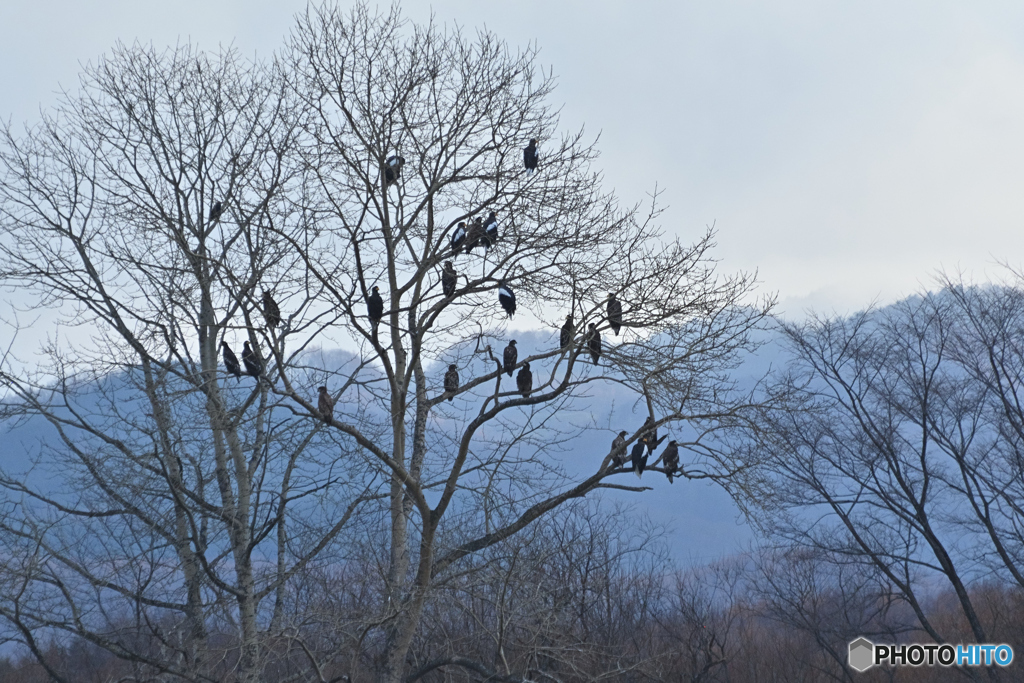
[611,430,628,467]
[242,341,262,378]
[641,416,658,455]
[607,293,622,336]
[498,281,516,318]
[209,201,223,221]
[442,261,458,298]
[662,440,680,483]
[560,314,574,350]
[523,139,539,172]
[367,286,384,331]
[317,386,334,422]
[503,340,518,377]
[631,438,649,478]
[443,364,459,401]
[466,217,484,253]
[384,155,405,185]
[451,222,467,255]
[483,211,498,250]
[221,341,241,379]
[587,323,601,365]
[263,291,281,329]
[516,361,533,397]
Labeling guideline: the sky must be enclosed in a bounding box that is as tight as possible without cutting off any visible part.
[2,1,1024,561]
[4,0,1024,317]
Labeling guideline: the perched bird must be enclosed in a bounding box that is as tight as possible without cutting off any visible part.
[466,217,484,253]
[631,438,649,478]
[662,440,680,483]
[523,139,539,172]
[242,341,262,378]
[641,416,658,455]
[607,293,622,336]
[516,361,533,398]
[221,341,241,379]
[317,386,334,422]
[443,364,459,401]
[367,286,384,331]
[503,340,518,377]
[451,222,467,255]
[384,155,405,185]
[560,314,574,350]
[209,201,223,222]
[498,281,516,318]
[442,261,458,298]
[587,323,601,365]
[611,430,628,467]
[263,290,281,329]
[483,211,498,250]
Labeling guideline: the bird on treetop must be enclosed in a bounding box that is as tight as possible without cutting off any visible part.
[662,440,680,483]
[523,139,539,172]
[587,323,601,365]
[263,290,281,329]
[384,155,405,185]
[466,217,484,253]
[367,286,384,330]
[498,281,516,318]
[221,341,241,379]
[607,293,622,336]
[611,430,628,467]
[483,211,498,251]
[451,222,467,255]
[503,340,518,377]
[516,361,533,398]
[631,438,648,478]
[317,386,334,422]
[560,314,574,350]
[642,416,659,455]
[242,341,262,378]
[442,261,458,298]
[443,364,459,401]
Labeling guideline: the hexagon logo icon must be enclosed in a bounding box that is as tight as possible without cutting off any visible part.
[849,637,875,672]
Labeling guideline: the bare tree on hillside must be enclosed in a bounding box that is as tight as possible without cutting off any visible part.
[750,275,1024,682]
[0,3,773,681]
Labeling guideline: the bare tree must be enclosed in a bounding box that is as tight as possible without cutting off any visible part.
[748,546,913,683]
[0,41,370,683]
[279,5,773,681]
[0,3,772,681]
[748,275,1024,682]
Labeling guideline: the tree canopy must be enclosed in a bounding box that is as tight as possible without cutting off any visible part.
[0,4,771,681]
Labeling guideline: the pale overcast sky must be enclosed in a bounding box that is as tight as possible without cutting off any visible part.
[3,1,1023,317]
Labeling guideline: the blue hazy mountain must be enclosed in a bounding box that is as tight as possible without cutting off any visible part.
[0,325,787,565]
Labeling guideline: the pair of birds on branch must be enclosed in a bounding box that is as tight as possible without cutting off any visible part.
[383,135,537,193]
[219,291,280,379]
[611,418,679,482]
[502,339,533,397]
[221,340,263,380]
[384,134,536,194]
